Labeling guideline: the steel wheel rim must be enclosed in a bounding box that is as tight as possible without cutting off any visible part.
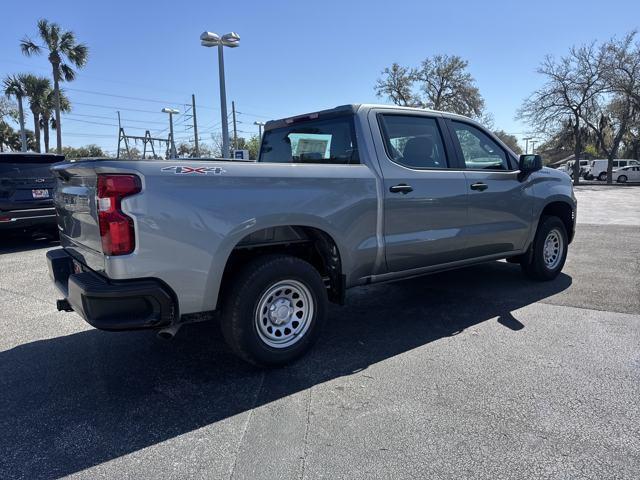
[543,228,563,270]
[255,279,314,349]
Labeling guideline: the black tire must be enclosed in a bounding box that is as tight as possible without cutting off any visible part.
[220,254,327,367]
[598,172,607,182]
[618,175,628,183]
[520,216,568,281]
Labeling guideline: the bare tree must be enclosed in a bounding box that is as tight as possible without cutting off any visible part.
[581,32,640,182]
[374,63,418,107]
[417,54,485,117]
[517,43,605,185]
[375,56,487,119]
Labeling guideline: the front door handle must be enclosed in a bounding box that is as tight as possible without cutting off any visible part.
[470,182,488,191]
[389,184,413,194]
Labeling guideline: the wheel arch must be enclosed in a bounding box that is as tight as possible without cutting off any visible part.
[539,200,575,243]
[211,223,346,309]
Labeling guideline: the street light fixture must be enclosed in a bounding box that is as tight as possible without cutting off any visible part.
[162,107,180,159]
[200,31,240,159]
[254,121,265,139]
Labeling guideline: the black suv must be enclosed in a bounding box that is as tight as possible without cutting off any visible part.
[0,152,64,234]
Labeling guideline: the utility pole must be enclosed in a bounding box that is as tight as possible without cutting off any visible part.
[523,136,532,154]
[530,140,537,154]
[232,100,238,152]
[162,107,179,158]
[192,94,200,157]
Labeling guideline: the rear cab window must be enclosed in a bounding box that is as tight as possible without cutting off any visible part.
[259,116,359,164]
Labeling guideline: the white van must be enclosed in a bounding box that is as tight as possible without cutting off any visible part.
[586,159,640,181]
[560,160,590,178]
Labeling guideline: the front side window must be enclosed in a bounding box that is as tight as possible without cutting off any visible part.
[259,117,358,164]
[452,122,509,170]
[379,115,448,169]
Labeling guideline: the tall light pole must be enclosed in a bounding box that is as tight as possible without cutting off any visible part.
[200,31,240,159]
[162,107,180,158]
[254,121,265,139]
[523,136,533,154]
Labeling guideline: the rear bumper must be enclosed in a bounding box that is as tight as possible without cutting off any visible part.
[0,207,56,230]
[46,248,178,331]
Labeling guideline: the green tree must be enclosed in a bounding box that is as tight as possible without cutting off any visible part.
[234,135,261,159]
[21,74,50,153]
[21,19,88,154]
[3,74,28,151]
[0,122,35,152]
[41,87,71,152]
[61,144,105,158]
[493,130,522,154]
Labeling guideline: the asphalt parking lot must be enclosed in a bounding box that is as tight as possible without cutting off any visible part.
[1,185,639,480]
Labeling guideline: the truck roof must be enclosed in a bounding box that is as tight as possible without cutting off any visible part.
[263,104,475,131]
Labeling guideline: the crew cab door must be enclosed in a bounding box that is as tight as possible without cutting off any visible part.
[369,110,469,272]
[446,119,533,257]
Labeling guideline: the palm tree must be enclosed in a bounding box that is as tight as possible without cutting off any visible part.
[41,88,70,152]
[2,74,28,151]
[20,19,88,154]
[21,74,50,153]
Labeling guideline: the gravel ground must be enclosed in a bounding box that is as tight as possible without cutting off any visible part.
[0,185,638,480]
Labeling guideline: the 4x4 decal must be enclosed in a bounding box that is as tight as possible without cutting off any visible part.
[161,166,226,175]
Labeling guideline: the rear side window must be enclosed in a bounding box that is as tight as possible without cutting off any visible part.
[451,121,510,170]
[259,117,359,164]
[378,115,448,169]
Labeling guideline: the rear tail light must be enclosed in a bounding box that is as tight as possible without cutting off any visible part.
[97,174,141,256]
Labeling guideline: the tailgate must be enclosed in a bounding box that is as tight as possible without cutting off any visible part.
[52,162,105,271]
[0,160,57,210]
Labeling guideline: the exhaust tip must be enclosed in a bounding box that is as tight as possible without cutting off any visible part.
[157,324,181,340]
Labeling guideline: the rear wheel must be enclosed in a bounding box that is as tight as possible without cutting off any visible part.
[598,172,607,181]
[221,254,327,367]
[617,175,628,183]
[521,216,568,281]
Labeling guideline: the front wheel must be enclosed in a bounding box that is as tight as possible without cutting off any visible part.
[521,216,568,281]
[221,254,327,367]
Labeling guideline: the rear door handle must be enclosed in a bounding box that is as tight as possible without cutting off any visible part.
[470,182,488,191]
[389,184,413,194]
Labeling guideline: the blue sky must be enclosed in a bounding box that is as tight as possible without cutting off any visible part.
[1,0,639,153]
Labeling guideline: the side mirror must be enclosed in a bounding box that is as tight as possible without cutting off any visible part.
[518,154,542,179]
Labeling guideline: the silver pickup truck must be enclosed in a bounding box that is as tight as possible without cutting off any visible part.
[47,104,576,366]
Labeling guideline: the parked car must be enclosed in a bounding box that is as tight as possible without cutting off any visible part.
[47,104,576,366]
[585,159,640,181]
[613,165,640,183]
[0,152,63,235]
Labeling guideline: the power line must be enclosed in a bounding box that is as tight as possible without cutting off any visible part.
[73,101,169,115]
[65,87,190,107]
[65,112,167,125]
